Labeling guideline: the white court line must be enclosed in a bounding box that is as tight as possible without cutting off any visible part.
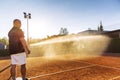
[109,76,120,80]
[0,64,11,73]
[73,60,120,80]
[29,64,94,79]
[73,60,120,71]
[29,60,120,80]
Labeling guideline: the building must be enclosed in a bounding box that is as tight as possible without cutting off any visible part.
[103,29,120,38]
[78,29,120,39]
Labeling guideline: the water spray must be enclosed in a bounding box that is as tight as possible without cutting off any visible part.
[30,35,111,60]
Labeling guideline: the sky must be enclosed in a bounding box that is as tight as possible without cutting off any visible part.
[0,0,120,39]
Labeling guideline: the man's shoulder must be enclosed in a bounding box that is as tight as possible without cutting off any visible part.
[13,28,23,33]
[8,27,24,37]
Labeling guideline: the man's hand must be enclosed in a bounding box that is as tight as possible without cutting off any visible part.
[26,49,31,54]
[27,49,31,54]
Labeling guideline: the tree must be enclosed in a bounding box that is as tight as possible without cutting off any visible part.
[0,37,8,49]
[59,27,69,35]
[63,28,69,35]
[0,37,8,45]
[98,26,100,31]
[100,21,103,31]
[98,21,104,31]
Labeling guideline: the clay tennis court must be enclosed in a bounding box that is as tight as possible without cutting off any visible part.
[0,53,120,80]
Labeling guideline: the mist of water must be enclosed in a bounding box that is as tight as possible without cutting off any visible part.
[30,35,111,60]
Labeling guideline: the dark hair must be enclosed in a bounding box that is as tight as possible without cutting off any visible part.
[13,19,21,23]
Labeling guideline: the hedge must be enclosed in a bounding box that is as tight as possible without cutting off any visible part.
[0,49,9,57]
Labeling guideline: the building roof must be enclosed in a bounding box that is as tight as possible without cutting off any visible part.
[78,29,120,35]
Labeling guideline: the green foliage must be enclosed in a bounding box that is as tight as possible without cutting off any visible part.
[0,49,9,57]
[0,37,8,45]
[59,27,69,35]
[106,38,120,53]
[98,21,104,31]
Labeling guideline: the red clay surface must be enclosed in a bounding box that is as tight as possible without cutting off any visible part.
[0,54,120,80]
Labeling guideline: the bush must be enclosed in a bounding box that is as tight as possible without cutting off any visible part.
[0,49,9,57]
[106,38,120,53]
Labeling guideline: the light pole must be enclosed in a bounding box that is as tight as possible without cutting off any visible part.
[23,12,31,45]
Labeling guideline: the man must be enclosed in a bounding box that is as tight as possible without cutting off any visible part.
[8,19,30,80]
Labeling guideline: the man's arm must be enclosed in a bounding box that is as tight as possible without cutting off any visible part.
[20,37,30,54]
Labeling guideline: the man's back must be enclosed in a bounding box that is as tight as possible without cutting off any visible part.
[8,27,25,54]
